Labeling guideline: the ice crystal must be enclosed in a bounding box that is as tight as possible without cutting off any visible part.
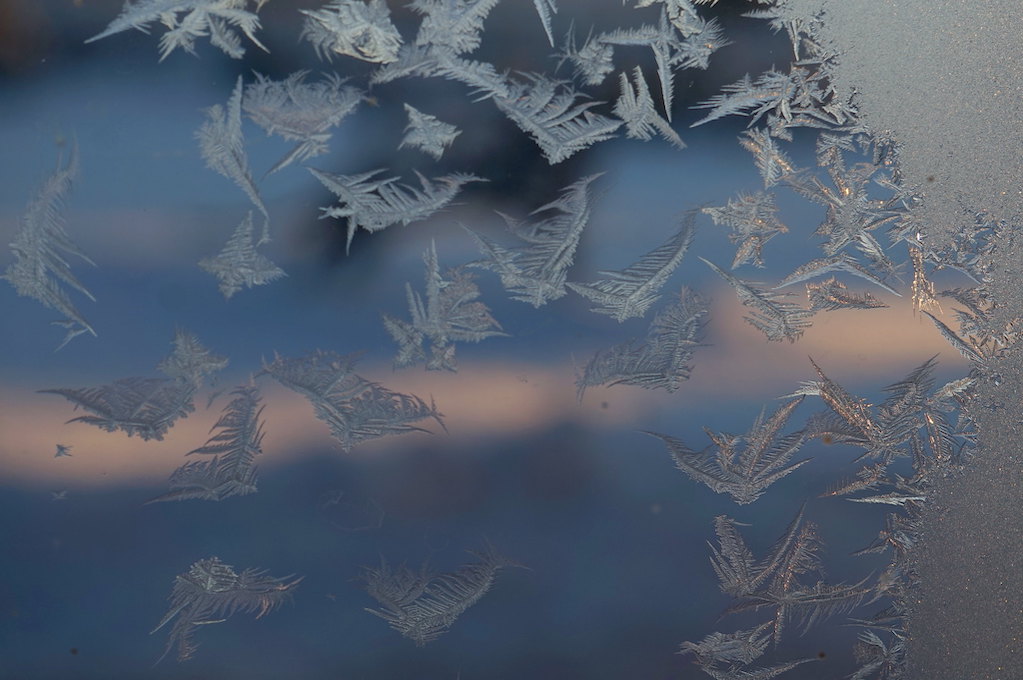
[148,384,266,503]
[152,556,300,663]
[613,66,685,148]
[567,213,694,321]
[576,286,708,396]
[85,0,270,61]
[602,9,728,120]
[806,277,888,311]
[199,212,286,299]
[41,330,226,441]
[301,0,402,64]
[383,240,506,371]
[197,76,267,223]
[260,350,445,451]
[3,142,96,349]
[712,509,871,644]
[310,168,484,252]
[362,543,515,646]
[467,174,600,307]
[399,104,462,160]
[702,191,787,269]
[702,257,813,342]
[243,71,362,176]
[644,397,809,505]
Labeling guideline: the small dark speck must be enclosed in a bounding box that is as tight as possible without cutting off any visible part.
[926,175,935,182]
[70,648,78,655]
[817,651,827,659]
[600,401,608,409]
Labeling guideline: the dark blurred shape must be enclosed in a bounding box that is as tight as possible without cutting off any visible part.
[0,0,51,75]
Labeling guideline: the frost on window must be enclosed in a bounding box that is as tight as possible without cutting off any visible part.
[301,0,403,64]
[361,542,517,646]
[40,330,227,441]
[576,285,709,396]
[3,142,96,350]
[199,212,286,299]
[466,174,600,307]
[152,556,300,663]
[383,240,505,371]
[197,76,268,224]
[567,212,694,321]
[260,350,445,451]
[6,0,1021,676]
[148,383,266,503]
[243,71,363,176]
[309,167,484,252]
[398,104,461,160]
[644,396,810,505]
[85,0,271,61]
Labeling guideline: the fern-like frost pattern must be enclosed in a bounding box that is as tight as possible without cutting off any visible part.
[152,556,300,663]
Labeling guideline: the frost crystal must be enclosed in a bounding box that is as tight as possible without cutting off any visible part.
[409,0,500,55]
[261,350,445,451]
[199,212,286,299]
[309,168,484,252]
[244,71,362,176]
[301,0,402,64]
[702,191,787,269]
[41,330,226,441]
[603,9,728,120]
[399,104,462,160]
[531,0,558,47]
[3,142,96,350]
[710,508,871,644]
[576,286,708,396]
[197,77,268,223]
[807,277,887,311]
[467,174,600,307]
[568,212,694,321]
[152,556,300,663]
[613,66,685,149]
[362,543,516,646]
[702,257,813,342]
[383,240,506,371]
[645,397,810,505]
[85,0,270,61]
[488,73,621,164]
[148,384,267,503]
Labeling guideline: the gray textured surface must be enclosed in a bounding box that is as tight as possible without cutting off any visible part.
[781,1,1023,676]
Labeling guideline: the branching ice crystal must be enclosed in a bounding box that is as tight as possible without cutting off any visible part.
[85,0,271,61]
[310,167,484,253]
[399,104,462,160]
[702,191,787,269]
[199,212,286,299]
[301,0,402,64]
[644,397,809,504]
[568,213,694,321]
[806,277,888,311]
[467,174,600,307]
[383,240,506,371]
[243,71,363,176]
[41,330,227,441]
[261,350,445,451]
[148,384,266,503]
[576,286,708,396]
[3,141,96,350]
[362,542,517,646]
[702,257,813,342]
[613,66,685,148]
[152,556,300,663]
[197,76,268,224]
